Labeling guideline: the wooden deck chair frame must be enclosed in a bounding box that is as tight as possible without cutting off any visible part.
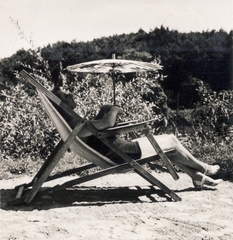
[8,70,181,206]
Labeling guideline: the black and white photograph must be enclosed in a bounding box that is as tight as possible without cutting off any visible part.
[0,0,232,239]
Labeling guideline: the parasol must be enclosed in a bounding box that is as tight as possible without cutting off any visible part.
[66,55,162,105]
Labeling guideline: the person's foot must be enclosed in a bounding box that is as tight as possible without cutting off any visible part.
[193,172,223,189]
[204,164,221,176]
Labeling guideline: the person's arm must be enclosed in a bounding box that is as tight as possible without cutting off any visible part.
[77,105,123,138]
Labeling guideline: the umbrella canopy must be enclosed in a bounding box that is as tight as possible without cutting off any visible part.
[66,59,162,73]
[67,58,162,104]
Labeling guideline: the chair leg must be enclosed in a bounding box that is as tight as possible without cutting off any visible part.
[18,140,65,190]
[143,127,179,180]
[8,120,85,206]
[25,120,85,204]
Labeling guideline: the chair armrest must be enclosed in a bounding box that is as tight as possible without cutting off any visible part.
[97,122,148,138]
[116,118,157,127]
[116,120,138,126]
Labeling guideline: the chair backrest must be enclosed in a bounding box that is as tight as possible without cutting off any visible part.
[38,90,117,168]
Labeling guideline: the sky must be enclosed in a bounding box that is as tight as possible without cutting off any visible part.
[0,0,232,59]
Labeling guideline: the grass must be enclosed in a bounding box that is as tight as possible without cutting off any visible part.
[0,152,88,180]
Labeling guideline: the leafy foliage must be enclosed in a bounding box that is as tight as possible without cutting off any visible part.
[192,84,233,139]
[1,26,232,104]
[62,71,166,123]
[0,76,59,161]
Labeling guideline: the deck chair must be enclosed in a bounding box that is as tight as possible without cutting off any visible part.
[8,70,181,206]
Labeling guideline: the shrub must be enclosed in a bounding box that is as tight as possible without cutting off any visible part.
[0,81,59,161]
[62,69,167,124]
[191,87,233,140]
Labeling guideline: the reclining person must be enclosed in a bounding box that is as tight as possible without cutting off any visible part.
[52,86,223,189]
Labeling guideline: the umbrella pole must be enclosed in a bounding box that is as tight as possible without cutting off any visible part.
[112,54,116,105]
[113,73,116,105]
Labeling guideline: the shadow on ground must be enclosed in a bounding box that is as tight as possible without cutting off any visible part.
[1,184,217,211]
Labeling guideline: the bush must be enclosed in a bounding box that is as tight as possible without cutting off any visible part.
[193,83,233,137]
[0,81,59,161]
[63,72,165,123]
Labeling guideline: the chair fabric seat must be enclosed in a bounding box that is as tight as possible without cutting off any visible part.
[38,91,117,169]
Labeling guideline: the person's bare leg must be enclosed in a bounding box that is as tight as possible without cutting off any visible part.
[171,160,223,187]
[153,134,220,175]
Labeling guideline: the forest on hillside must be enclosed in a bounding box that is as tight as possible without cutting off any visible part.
[0,26,232,108]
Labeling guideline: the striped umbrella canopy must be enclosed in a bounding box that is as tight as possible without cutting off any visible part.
[67,58,162,105]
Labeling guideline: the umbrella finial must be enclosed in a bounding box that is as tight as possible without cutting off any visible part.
[112,53,116,59]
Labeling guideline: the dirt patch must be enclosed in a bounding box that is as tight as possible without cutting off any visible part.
[1,172,233,240]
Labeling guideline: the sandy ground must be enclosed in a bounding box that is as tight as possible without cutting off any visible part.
[0,172,233,240]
